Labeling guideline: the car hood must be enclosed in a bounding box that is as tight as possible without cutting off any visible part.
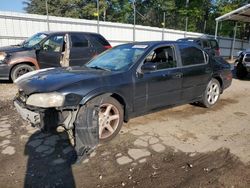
[15,66,111,95]
[0,45,29,53]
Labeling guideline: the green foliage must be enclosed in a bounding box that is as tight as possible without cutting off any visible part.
[23,0,250,38]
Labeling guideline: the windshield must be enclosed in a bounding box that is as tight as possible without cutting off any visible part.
[22,33,48,48]
[86,44,148,71]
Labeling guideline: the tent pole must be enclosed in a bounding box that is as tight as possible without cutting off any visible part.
[231,22,237,60]
[215,20,218,39]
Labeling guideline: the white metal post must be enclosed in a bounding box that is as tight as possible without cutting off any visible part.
[231,22,238,60]
[162,12,166,40]
[97,0,100,33]
[184,0,189,37]
[133,0,136,42]
[215,20,218,39]
[45,0,50,31]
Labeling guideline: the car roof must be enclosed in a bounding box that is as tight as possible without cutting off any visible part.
[178,37,217,41]
[38,31,101,35]
[125,40,201,48]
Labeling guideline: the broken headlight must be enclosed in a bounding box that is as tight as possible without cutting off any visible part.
[26,92,65,108]
[0,52,7,62]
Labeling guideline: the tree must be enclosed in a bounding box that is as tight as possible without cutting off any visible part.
[23,0,250,37]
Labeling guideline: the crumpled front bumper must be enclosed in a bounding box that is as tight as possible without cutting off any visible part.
[14,95,100,163]
[14,100,40,125]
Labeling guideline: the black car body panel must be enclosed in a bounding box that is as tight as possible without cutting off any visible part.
[234,50,250,79]
[14,41,233,161]
[178,37,220,56]
[15,41,232,123]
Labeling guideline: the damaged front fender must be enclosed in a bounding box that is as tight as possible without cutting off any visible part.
[74,97,102,162]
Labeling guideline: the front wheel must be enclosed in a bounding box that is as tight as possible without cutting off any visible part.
[98,97,124,141]
[201,78,221,108]
[11,64,35,81]
[75,96,124,144]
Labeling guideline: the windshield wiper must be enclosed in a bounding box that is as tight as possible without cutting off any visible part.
[89,66,111,71]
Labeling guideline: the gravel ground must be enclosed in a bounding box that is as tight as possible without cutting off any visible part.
[0,73,250,188]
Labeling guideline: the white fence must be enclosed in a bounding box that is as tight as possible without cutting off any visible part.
[0,11,249,58]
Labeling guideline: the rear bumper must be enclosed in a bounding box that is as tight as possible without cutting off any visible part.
[222,70,233,90]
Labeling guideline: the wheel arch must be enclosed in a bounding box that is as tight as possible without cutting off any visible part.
[212,75,223,93]
[80,91,129,122]
[9,62,37,80]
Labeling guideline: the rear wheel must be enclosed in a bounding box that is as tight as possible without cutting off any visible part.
[201,78,221,108]
[11,64,35,81]
[236,63,248,79]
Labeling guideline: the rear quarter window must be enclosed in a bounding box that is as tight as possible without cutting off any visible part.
[90,34,110,46]
[179,45,205,66]
[244,54,250,63]
[202,40,210,48]
[210,40,219,49]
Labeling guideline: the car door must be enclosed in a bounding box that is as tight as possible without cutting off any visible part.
[134,45,183,111]
[178,44,212,102]
[69,33,96,66]
[36,34,65,68]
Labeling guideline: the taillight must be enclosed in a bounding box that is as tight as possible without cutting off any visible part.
[226,72,233,80]
[104,45,112,49]
[216,49,220,56]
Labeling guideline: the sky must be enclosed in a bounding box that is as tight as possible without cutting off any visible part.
[0,0,25,12]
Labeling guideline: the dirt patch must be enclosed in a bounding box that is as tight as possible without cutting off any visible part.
[91,148,250,188]
[126,98,239,127]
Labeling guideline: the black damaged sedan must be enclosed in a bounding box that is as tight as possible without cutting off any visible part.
[14,41,232,156]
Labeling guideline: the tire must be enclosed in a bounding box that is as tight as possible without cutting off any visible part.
[236,63,248,79]
[201,78,221,108]
[11,64,35,81]
[75,96,124,143]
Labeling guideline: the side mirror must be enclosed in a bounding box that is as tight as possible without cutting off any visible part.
[141,62,157,73]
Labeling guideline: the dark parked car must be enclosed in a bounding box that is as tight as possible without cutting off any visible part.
[178,37,220,56]
[0,31,111,81]
[235,49,250,79]
[14,41,232,157]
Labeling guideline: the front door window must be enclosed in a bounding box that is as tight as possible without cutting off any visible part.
[42,35,64,52]
[143,46,177,70]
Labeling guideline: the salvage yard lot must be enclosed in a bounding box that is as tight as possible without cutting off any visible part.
[0,75,250,187]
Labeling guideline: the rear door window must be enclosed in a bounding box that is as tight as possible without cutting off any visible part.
[70,34,89,48]
[179,45,205,66]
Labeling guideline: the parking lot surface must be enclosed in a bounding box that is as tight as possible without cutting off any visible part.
[0,75,250,187]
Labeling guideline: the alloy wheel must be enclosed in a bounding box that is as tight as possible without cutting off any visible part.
[98,103,120,139]
[207,81,220,105]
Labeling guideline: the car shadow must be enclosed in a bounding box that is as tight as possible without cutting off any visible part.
[24,130,77,187]
[232,68,250,81]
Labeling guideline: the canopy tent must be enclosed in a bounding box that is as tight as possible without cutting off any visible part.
[215,4,250,59]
